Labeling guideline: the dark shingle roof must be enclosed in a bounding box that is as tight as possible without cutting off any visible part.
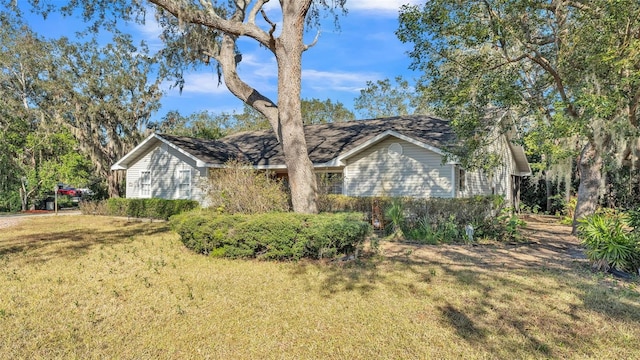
[160,115,456,166]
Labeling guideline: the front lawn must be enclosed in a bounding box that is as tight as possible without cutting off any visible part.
[1,215,639,359]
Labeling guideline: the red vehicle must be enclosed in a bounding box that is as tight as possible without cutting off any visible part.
[57,187,82,197]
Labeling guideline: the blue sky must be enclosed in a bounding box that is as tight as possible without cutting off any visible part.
[17,0,423,121]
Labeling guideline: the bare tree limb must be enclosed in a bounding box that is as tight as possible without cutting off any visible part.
[260,8,277,48]
[304,30,320,51]
[525,51,578,118]
[149,0,272,50]
[248,0,268,25]
[215,33,279,133]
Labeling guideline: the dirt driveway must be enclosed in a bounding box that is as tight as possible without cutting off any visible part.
[381,215,586,271]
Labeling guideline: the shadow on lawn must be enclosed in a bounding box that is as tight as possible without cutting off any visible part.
[290,249,640,357]
[0,220,170,262]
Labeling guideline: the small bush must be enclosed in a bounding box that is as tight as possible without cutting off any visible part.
[385,198,405,237]
[79,200,108,215]
[201,160,290,214]
[94,198,199,220]
[577,212,640,273]
[170,211,371,260]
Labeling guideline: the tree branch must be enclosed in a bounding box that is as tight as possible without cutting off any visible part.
[486,54,528,71]
[260,8,277,48]
[630,87,640,128]
[214,33,279,134]
[248,0,268,25]
[149,0,273,50]
[525,51,578,118]
[304,30,320,51]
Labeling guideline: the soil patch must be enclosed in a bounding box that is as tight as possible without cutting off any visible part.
[380,215,586,271]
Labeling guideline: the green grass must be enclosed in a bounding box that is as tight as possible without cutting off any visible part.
[1,215,639,359]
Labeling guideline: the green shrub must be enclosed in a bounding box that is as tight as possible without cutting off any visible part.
[385,198,405,237]
[479,199,526,242]
[627,207,640,231]
[302,212,371,258]
[318,195,517,243]
[577,212,640,273]
[406,216,439,244]
[405,214,463,244]
[170,209,243,255]
[99,198,199,220]
[169,211,371,260]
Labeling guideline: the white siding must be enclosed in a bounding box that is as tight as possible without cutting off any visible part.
[459,169,493,198]
[458,135,517,201]
[125,143,207,204]
[344,137,453,198]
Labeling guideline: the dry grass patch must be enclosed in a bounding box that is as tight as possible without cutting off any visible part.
[0,215,639,359]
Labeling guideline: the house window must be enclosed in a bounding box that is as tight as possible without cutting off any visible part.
[458,168,466,191]
[178,169,191,199]
[140,171,151,198]
[318,172,343,195]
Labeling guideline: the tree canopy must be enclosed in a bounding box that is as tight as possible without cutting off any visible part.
[398,0,640,225]
[15,0,348,213]
[0,11,162,208]
[354,76,427,118]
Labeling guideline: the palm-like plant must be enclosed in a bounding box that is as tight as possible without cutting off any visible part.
[577,213,640,273]
[385,198,405,238]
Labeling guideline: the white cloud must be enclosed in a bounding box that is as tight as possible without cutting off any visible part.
[347,0,422,13]
[302,69,382,93]
[136,18,162,39]
[163,73,229,95]
[129,8,165,52]
[163,52,278,97]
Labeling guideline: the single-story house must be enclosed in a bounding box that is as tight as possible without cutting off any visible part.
[111,115,531,207]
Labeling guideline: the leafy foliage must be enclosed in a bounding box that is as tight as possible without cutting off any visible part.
[0,11,162,205]
[353,76,427,118]
[170,211,371,260]
[397,0,640,223]
[150,110,229,140]
[154,98,354,137]
[384,198,405,237]
[301,98,355,125]
[577,212,640,273]
[318,195,522,243]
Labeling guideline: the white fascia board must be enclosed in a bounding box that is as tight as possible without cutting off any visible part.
[154,136,208,168]
[110,133,158,170]
[254,164,288,170]
[110,133,207,171]
[203,163,288,170]
[322,130,455,166]
[315,159,343,167]
[507,142,532,176]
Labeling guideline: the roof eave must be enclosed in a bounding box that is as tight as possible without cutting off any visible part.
[336,130,449,163]
[110,133,158,171]
[111,133,210,171]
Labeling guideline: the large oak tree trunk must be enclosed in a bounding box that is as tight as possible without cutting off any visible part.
[108,171,123,198]
[153,0,320,213]
[275,1,318,214]
[572,141,603,233]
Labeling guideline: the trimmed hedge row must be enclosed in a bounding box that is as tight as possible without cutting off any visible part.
[319,194,499,226]
[102,198,200,220]
[169,210,371,260]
